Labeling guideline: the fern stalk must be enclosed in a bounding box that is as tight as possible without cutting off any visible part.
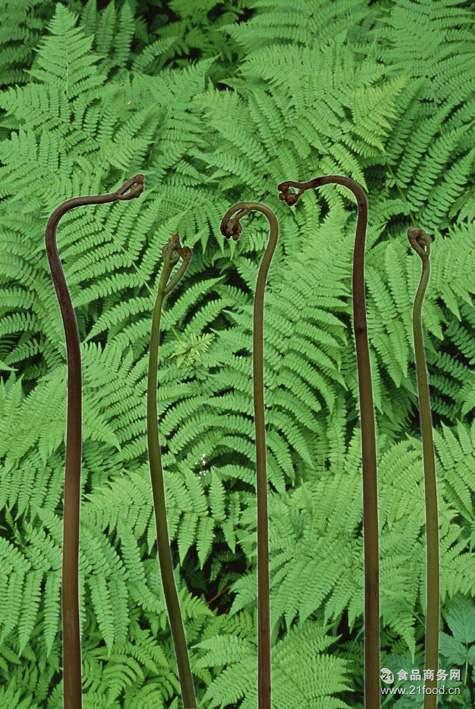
[44,174,145,709]
[278,176,380,708]
[220,203,279,709]
[147,234,197,709]
[408,228,439,708]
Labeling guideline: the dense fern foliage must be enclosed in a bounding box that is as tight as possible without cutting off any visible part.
[0,1,474,706]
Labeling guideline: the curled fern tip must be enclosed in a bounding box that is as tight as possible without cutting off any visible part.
[116,173,145,200]
[408,227,431,259]
[162,233,191,263]
[220,217,242,240]
[277,182,302,206]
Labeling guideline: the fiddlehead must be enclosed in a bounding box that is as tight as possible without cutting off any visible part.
[221,202,279,709]
[408,227,439,708]
[147,234,196,709]
[278,175,380,708]
[44,174,145,709]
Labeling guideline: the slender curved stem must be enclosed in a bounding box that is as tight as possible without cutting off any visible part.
[147,234,196,709]
[45,174,145,709]
[278,176,380,708]
[408,228,439,708]
[220,203,279,709]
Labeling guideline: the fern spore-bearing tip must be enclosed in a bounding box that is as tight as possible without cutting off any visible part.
[163,232,192,262]
[277,181,303,206]
[220,211,243,240]
[220,202,275,240]
[115,173,145,200]
[160,233,192,296]
[408,227,431,260]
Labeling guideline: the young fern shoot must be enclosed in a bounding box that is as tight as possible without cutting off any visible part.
[408,228,439,708]
[220,203,279,709]
[147,234,196,709]
[278,176,380,708]
[45,174,145,709]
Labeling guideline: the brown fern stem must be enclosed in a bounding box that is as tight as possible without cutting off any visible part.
[147,234,196,708]
[278,176,380,708]
[220,203,279,709]
[44,174,144,709]
[408,228,439,709]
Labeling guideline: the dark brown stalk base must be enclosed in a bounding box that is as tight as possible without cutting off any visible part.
[45,174,144,708]
[221,203,279,709]
[278,176,380,708]
[147,235,197,708]
[408,228,439,709]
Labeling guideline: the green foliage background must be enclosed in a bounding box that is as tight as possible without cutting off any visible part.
[0,0,474,706]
